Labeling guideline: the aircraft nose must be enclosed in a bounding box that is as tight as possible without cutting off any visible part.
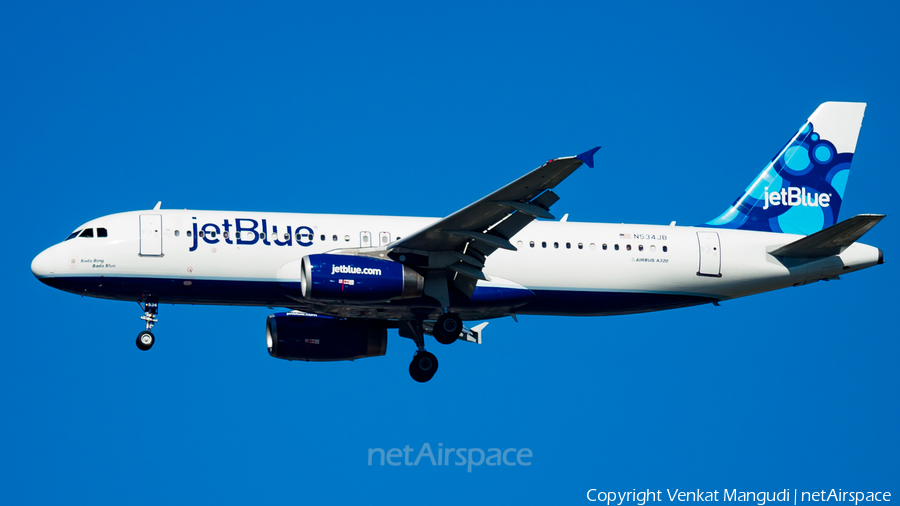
[31,247,58,279]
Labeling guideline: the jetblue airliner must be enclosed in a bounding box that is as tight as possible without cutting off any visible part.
[31,102,884,382]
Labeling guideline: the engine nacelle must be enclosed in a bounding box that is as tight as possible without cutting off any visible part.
[300,254,423,301]
[266,312,387,362]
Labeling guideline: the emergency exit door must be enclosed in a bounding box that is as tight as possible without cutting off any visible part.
[697,232,721,277]
[140,214,163,256]
[360,231,372,248]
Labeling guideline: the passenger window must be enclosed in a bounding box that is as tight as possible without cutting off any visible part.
[344,235,350,242]
[296,232,302,241]
[638,244,643,251]
[210,231,217,239]
[554,242,559,249]
[650,245,656,252]
[541,241,547,248]
[663,245,668,252]
[517,240,523,248]
[566,242,571,249]
[284,233,290,240]
[187,230,192,238]
[174,230,180,237]
[97,228,108,237]
[320,234,325,241]
[578,242,583,249]
[66,230,82,241]
[626,244,631,251]
[589,243,596,250]
[614,244,619,250]
[530,241,534,248]
[199,230,205,238]
[396,237,401,240]
[260,232,266,240]
[80,228,94,238]
[602,243,607,250]
[333,235,338,241]
[237,232,242,239]
[223,231,229,239]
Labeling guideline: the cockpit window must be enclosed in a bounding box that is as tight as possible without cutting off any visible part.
[66,230,82,241]
[97,228,108,237]
[79,228,94,238]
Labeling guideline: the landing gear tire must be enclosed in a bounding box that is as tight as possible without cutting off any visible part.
[136,331,155,351]
[434,313,462,345]
[409,351,439,383]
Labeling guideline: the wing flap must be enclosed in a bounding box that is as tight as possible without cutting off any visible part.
[495,200,555,220]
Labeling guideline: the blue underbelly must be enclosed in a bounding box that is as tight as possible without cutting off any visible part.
[38,276,717,316]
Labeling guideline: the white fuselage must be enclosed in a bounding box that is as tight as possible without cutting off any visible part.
[31,209,882,320]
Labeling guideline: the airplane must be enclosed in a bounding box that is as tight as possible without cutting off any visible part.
[31,102,884,383]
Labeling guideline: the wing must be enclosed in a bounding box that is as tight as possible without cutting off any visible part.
[388,147,600,302]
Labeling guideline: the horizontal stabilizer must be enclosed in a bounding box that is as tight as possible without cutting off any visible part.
[770,214,885,258]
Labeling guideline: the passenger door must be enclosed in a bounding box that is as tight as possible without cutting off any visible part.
[140,214,163,256]
[696,232,721,277]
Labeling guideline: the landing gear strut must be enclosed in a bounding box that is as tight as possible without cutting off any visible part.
[399,319,439,383]
[136,301,158,351]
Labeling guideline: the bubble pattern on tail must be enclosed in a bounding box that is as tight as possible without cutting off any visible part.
[705,122,852,235]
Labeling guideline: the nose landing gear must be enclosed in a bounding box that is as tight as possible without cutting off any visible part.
[136,330,155,351]
[136,301,158,351]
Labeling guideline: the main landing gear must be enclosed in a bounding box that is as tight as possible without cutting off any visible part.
[434,312,462,345]
[409,350,438,383]
[136,301,158,351]
[400,311,463,383]
[400,319,439,383]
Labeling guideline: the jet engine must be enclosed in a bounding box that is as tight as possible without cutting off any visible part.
[266,312,387,362]
[300,254,423,301]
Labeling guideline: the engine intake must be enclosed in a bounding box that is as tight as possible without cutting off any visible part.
[301,254,423,301]
[266,312,387,362]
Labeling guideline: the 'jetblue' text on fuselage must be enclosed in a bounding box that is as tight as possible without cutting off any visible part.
[190,218,314,252]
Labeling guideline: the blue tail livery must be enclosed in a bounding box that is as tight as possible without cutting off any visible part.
[705,102,866,235]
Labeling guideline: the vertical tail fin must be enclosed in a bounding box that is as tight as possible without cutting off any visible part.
[705,102,866,235]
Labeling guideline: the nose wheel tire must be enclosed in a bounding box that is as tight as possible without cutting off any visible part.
[136,331,155,351]
[434,313,462,345]
[409,351,439,383]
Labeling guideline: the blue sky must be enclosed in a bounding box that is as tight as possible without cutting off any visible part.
[1,1,897,504]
